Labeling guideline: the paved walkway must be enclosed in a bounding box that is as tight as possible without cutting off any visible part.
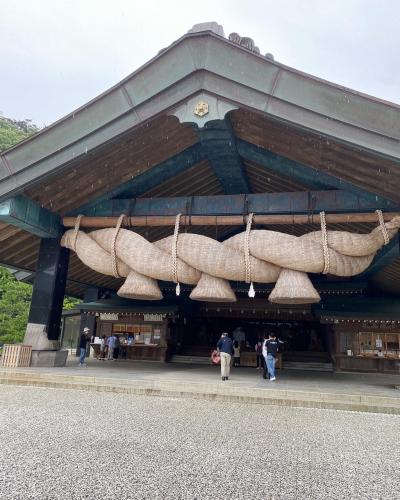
[5,356,400,396]
[1,356,400,413]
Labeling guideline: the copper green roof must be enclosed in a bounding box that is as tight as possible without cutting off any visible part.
[0,23,399,201]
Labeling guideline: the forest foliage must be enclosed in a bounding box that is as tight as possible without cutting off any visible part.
[0,116,39,152]
[0,116,78,345]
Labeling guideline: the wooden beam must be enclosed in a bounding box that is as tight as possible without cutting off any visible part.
[0,195,60,238]
[196,119,249,194]
[69,190,400,218]
[63,211,400,228]
[237,139,398,208]
[68,143,207,216]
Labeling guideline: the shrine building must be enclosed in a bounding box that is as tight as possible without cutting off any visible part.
[1,23,400,373]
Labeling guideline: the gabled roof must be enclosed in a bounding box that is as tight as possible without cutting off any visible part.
[0,22,399,202]
[1,23,399,298]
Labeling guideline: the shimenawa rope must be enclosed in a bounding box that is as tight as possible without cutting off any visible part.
[111,214,126,278]
[320,211,330,275]
[72,215,83,252]
[172,213,182,295]
[376,209,390,245]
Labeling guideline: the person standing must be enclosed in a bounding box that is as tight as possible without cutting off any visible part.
[255,341,263,370]
[216,333,234,381]
[99,335,106,360]
[233,341,240,367]
[113,334,120,361]
[263,333,279,381]
[232,326,246,348]
[107,334,115,360]
[78,327,91,367]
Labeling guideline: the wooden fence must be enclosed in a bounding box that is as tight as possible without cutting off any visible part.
[1,344,32,368]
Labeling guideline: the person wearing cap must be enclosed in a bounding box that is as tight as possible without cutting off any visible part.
[78,327,91,367]
[216,332,234,381]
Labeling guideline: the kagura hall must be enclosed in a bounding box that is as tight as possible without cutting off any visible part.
[1,23,400,374]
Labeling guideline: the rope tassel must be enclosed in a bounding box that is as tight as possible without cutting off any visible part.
[244,213,255,298]
[172,213,182,295]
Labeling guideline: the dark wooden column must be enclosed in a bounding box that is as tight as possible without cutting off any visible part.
[24,237,69,365]
[77,287,101,355]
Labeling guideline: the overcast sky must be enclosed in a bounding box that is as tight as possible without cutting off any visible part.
[1,0,399,126]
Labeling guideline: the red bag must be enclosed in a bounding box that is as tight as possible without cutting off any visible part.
[211,350,221,365]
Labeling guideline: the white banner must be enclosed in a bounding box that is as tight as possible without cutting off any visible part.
[99,312,119,321]
[143,313,165,322]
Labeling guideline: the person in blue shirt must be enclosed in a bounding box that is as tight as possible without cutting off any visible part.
[216,332,234,381]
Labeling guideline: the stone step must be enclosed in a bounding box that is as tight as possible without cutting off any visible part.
[1,370,399,415]
[170,355,211,365]
[283,362,333,372]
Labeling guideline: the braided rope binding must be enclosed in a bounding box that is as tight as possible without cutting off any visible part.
[376,209,390,245]
[320,211,330,275]
[72,215,83,252]
[244,213,255,297]
[111,214,126,278]
[172,214,181,295]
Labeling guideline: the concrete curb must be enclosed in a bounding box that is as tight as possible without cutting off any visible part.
[1,370,400,414]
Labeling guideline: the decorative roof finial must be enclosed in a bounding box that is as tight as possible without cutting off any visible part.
[229,32,271,58]
[188,22,224,37]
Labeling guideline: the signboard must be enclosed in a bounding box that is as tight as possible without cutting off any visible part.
[143,313,165,322]
[99,313,119,321]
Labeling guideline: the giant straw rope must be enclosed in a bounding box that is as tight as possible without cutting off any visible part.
[61,213,400,304]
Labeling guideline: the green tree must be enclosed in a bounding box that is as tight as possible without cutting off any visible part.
[63,295,80,310]
[0,116,39,152]
[0,267,32,344]
[0,267,80,345]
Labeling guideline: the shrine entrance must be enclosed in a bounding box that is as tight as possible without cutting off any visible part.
[168,298,333,370]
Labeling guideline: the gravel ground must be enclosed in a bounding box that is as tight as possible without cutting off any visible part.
[0,386,399,500]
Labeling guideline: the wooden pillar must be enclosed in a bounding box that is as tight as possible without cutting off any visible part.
[77,287,101,356]
[24,237,70,366]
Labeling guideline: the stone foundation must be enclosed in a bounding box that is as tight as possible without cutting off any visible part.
[24,323,67,367]
[24,323,60,350]
[30,350,68,367]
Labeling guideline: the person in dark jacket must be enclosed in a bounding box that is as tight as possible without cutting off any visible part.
[216,332,234,381]
[263,333,279,381]
[79,327,91,367]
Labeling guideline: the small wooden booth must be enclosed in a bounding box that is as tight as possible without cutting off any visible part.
[77,299,177,362]
[317,298,400,374]
[333,324,400,373]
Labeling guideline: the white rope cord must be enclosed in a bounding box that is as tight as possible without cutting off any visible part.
[376,209,390,245]
[320,211,330,275]
[171,213,182,295]
[111,214,126,278]
[72,215,83,252]
[244,213,255,297]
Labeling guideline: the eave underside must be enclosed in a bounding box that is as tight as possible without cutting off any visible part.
[1,109,399,297]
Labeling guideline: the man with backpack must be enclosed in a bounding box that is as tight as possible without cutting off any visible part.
[262,333,279,381]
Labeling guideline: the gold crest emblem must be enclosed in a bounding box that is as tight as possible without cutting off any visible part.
[194,101,209,117]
